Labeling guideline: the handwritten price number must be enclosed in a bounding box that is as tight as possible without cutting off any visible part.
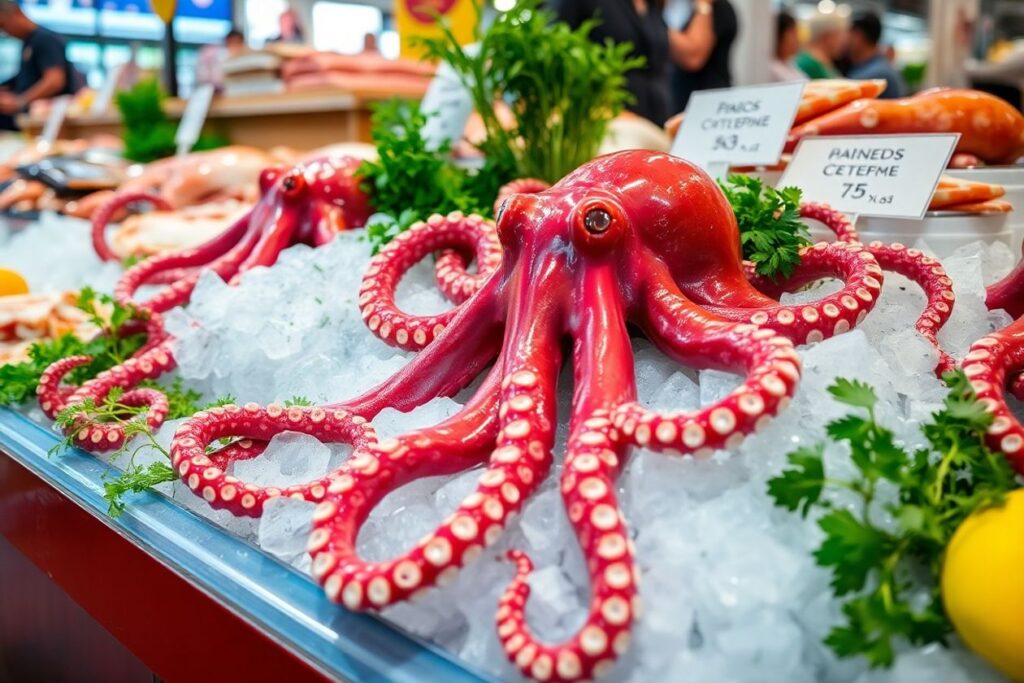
[841,182,867,200]
[840,182,894,205]
[712,135,738,152]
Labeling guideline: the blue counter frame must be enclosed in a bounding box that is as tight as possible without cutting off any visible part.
[0,407,495,683]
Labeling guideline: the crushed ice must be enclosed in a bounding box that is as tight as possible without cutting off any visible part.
[3,214,1017,682]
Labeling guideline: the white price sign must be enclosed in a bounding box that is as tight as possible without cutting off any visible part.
[37,95,72,152]
[175,84,216,157]
[670,81,805,170]
[420,44,478,151]
[91,63,126,115]
[779,134,959,219]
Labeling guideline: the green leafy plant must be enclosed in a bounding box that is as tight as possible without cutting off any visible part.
[358,99,497,253]
[416,0,643,183]
[767,373,1017,667]
[116,78,228,163]
[718,174,810,279]
[0,287,147,405]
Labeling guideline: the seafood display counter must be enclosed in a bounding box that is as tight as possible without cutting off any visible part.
[15,88,388,151]
[0,408,491,683]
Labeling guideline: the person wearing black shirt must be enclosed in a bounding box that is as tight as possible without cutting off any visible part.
[670,0,738,113]
[555,0,673,125]
[0,0,80,130]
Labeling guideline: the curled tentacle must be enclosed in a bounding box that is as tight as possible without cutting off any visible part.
[429,212,502,304]
[114,213,259,313]
[867,241,957,375]
[37,355,92,418]
[499,414,635,683]
[494,178,551,215]
[962,318,1024,474]
[92,192,172,263]
[361,213,502,351]
[55,342,177,452]
[708,241,883,345]
[987,254,1024,320]
[169,404,378,515]
[800,202,860,243]
[623,287,801,454]
[803,201,958,373]
[310,366,515,610]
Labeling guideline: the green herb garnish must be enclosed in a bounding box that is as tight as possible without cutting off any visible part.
[719,174,810,279]
[357,100,495,253]
[417,0,642,183]
[767,372,1016,667]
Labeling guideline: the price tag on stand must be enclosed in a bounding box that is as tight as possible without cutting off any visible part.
[175,84,216,158]
[778,134,959,219]
[419,46,477,151]
[90,63,126,115]
[670,81,805,172]
[36,95,72,153]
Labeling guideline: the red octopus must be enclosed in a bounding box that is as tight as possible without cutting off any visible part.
[964,244,1024,474]
[162,151,914,681]
[36,154,373,449]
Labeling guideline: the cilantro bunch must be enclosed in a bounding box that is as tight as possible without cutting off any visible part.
[0,287,147,405]
[718,174,810,280]
[358,100,499,253]
[768,373,1017,667]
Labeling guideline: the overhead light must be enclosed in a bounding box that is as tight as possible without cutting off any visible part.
[494,0,516,12]
[818,0,836,13]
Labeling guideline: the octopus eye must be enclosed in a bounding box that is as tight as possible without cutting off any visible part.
[281,172,306,196]
[584,207,613,234]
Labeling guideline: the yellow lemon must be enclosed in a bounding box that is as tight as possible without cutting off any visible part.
[942,488,1024,681]
[0,268,28,296]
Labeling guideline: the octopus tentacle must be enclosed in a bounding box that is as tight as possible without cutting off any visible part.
[623,283,801,454]
[867,241,958,374]
[962,317,1024,474]
[499,417,634,683]
[361,213,502,351]
[987,254,1024,319]
[55,342,176,451]
[311,365,516,609]
[706,241,883,345]
[169,404,379,516]
[803,202,958,373]
[431,212,502,304]
[494,179,551,215]
[37,355,93,418]
[499,264,636,682]
[114,211,258,313]
[91,192,172,263]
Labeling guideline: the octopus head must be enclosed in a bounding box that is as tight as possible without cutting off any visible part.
[496,150,749,292]
[259,155,373,234]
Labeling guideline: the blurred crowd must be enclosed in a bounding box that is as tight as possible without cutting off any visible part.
[556,0,910,125]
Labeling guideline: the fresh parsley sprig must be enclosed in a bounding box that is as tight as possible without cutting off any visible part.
[357,100,497,253]
[719,174,810,280]
[767,373,1016,667]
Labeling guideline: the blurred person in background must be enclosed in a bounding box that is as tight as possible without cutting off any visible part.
[0,0,81,130]
[795,9,848,79]
[669,0,737,112]
[196,28,246,91]
[555,0,672,125]
[771,10,805,82]
[847,11,904,98]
